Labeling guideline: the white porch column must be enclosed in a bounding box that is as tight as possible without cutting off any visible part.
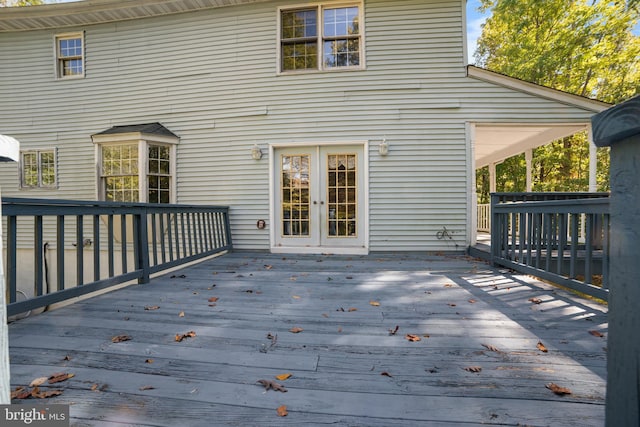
[525,148,533,192]
[588,124,597,192]
[489,162,497,193]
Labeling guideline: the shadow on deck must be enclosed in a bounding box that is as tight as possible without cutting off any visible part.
[8,252,607,426]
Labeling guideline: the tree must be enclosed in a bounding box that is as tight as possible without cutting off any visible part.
[0,0,45,6]
[474,0,640,197]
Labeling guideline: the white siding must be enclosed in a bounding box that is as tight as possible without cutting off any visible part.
[0,0,598,251]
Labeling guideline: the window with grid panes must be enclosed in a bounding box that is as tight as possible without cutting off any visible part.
[20,149,57,188]
[55,33,84,78]
[280,4,362,72]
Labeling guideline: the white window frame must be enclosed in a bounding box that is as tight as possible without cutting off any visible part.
[277,2,365,74]
[54,32,85,79]
[19,149,58,189]
[92,133,178,204]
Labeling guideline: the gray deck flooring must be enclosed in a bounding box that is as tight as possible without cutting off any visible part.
[8,252,608,426]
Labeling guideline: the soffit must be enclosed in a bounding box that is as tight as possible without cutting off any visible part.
[0,0,270,32]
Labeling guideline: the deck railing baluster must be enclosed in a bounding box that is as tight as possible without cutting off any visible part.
[56,215,65,291]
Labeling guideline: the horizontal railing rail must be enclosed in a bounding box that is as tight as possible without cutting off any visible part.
[3,198,232,317]
[490,192,610,301]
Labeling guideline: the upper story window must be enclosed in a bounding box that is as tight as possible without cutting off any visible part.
[279,3,363,73]
[55,32,84,79]
[20,149,57,189]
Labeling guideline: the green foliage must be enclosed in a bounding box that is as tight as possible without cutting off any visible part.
[474,0,639,200]
[0,0,45,6]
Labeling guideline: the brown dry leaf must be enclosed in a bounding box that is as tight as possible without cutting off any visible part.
[546,382,572,395]
[537,341,549,353]
[444,283,454,288]
[31,387,64,399]
[369,300,381,307]
[178,311,185,317]
[482,343,501,353]
[348,307,358,312]
[29,377,48,387]
[380,371,393,377]
[277,405,288,417]
[322,313,329,318]
[264,264,273,270]
[589,330,605,338]
[405,334,421,342]
[423,334,430,338]
[111,335,132,343]
[145,359,154,364]
[388,325,399,336]
[257,379,288,393]
[11,387,31,400]
[275,373,292,381]
[292,295,301,299]
[63,355,71,361]
[91,384,99,391]
[144,305,160,310]
[175,331,197,342]
[528,297,543,304]
[468,299,477,304]
[208,297,219,303]
[289,327,304,334]
[464,366,482,373]
[48,372,75,384]
[139,385,156,391]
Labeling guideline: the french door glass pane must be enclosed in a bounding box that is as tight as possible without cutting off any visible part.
[327,154,357,237]
[281,155,311,236]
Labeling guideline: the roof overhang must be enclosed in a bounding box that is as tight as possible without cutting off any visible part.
[0,0,271,32]
[0,134,20,163]
[467,66,612,168]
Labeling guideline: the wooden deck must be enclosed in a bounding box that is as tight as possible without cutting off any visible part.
[8,252,607,426]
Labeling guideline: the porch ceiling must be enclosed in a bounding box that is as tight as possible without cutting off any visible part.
[474,123,589,168]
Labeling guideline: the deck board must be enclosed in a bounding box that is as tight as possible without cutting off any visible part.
[9,252,607,426]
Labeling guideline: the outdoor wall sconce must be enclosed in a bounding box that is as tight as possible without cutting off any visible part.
[378,138,389,156]
[251,144,263,160]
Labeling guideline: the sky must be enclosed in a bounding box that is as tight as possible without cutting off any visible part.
[466,0,488,64]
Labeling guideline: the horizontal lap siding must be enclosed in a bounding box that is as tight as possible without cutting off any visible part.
[0,0,597,252]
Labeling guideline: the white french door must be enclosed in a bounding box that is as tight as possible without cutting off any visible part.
[272,144,367,253]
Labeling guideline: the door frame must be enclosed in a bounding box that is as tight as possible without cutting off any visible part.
[269,141,370,255]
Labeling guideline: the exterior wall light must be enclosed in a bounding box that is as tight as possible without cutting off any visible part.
[251,144,263,160]
[378,138,389,156]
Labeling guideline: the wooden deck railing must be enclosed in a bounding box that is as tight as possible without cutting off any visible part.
[3,198,232,317]
[490,192,610,301]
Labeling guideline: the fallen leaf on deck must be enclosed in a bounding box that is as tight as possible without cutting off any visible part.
[381,371,393,377]
[464,366,482,373]
[111,335,132,343]
[337,326,343,333]
[589,330,605,337]
[337,307,345,312]
[528,297,543,304]
[290,276,297,281]
[482,343,501,353]
[423,334,430,338]
[277,405,288,417]
[11,387,31,400]
[208,297,219,303]
[175,331,196,342]
[264,264,273,270]
[31,387,63,399]
[178,311,185,317]
[257,379,287,392]
[275,373,292,381]
[405,334,421,342]
[29,377,48,387]
[292,295,301,299]
[388,325,399,335]
[468,299,477,304]
[444,283,454,288]
[90,384,99,391]
[48,372,75,384]
[63,355,71,361]
[448,303,457,307]
[537,341,549,353]
[546,382,572,395]
[139,385,156,391]
[145,359,154,364]
[144,305,160,310]
[289,327,303,333]
[369,300,380,307]
[348,307,358,312]
[322,313,329,318]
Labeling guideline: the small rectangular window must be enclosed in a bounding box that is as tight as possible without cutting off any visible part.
[55,33,84,78]
[279,3,363,73]
[20,149,57,189]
